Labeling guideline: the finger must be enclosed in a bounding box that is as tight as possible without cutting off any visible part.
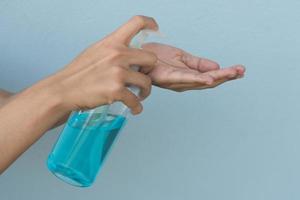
[124,48,157,73]
[164,69,214,85]
[164,83,208,91]
[181,52,220,72]
[124,70,152,100]
[202,75,241,89]
[109,15,159,45]
[116,89,143,115]
[210,66,245,86]
[169,70,245,91]
[204,65,242,80]
[236,65,246,77]
[209,78,235,87]
[166,80,224,91]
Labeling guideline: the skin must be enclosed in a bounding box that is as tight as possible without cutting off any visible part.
[0,15,245,174]
[0,90,13,105]
[143,43,245,91]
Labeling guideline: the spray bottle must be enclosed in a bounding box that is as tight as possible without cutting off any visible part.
[47,30,161,187]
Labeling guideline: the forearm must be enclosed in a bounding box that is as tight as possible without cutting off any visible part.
[0,16,160,173]
[0,89,14,106]
[0,82,68,173]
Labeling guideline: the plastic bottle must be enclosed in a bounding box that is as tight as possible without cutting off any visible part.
[47,30,159,187]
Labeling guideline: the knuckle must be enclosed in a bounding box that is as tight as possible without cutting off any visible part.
[145,76,152,86]
[147,51,158,63]
[111,66,125,81]
[132,15,146,26]
[109,48,124,59]
[110,83,124,98]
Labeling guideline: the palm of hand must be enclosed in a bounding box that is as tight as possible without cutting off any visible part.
[142,43,245,91]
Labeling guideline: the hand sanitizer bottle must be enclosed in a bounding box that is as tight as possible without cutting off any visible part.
[47,30,159,187]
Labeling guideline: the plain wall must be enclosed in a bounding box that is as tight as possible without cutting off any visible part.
[1,0,300,199]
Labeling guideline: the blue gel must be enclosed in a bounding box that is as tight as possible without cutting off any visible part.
[47,112,126,187]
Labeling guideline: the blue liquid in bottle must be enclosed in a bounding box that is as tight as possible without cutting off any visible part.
[47,29,159,187]
[47,112,126,187]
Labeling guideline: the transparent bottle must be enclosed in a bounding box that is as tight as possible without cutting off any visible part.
[47,30,159,187]
[47,102,129,187]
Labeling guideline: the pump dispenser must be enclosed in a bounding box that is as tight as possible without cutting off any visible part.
[47,30,160,187]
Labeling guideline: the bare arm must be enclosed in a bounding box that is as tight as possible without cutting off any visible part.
[0,89,13,106]
[0,15,245,174]
[0,16,158,173]
[0,85,67,173]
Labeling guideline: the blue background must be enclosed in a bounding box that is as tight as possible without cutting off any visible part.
[1,0,300,199]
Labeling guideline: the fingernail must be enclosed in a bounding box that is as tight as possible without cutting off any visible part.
[138,95,146,101]
[131,105,143,115]
[237,65,246,72]
[131,109,138,115]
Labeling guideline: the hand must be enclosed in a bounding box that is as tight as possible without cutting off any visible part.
[142,43,245,92]
[37,16,159,115]
[0,16,162,173]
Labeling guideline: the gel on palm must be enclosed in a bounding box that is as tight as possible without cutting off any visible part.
[47,30,161,187]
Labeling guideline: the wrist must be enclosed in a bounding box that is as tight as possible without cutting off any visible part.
[20,81,70,119]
